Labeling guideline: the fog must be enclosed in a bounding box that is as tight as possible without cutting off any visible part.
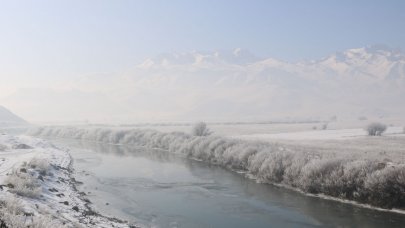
[1,47,404,124]
[1,2,405,227]
[0,1,404,124]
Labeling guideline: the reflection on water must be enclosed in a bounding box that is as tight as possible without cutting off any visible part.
[52,139,405,228]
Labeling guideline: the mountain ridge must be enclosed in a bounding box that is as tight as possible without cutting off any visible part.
[2,46,404,123]
[133,45,405,85]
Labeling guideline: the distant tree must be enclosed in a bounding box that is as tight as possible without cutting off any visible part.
[330,115,338,122]
[322,123,328,130]
[191,122,212,136]
[358,116,368,121]
[366,122,387,136]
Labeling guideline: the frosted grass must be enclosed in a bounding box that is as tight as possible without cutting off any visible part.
[28,126,405,209]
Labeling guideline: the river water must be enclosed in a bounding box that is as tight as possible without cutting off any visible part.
[51,139,405,228]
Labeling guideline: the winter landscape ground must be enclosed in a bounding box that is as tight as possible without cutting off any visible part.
[0,134,139,227]
[0,106,405,226]
[27,124,405,210]
[1,1,405,227]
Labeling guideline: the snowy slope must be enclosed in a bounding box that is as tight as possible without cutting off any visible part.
[0,106,27,126]
[0,135,138,227]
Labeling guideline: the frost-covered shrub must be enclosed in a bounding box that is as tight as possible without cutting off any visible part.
[29,158,50,176]
[0,196,66,228]
[0,144,7,151]
[6,170,41,198]
[30,215,65,228]
[337,160,380,201]
[191,122,212,136]
[358,116,368,121]
[299,159,345,194]
[28,126,405,209]
[256,150,294,183]
[0,197,24,217]
[366,122,387,136]
[364,165,405,209]
[0,196,26,228]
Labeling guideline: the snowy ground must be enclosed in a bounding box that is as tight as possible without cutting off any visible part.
[0,134,138,227]
[230,126,405,164]
[28,125,405,211]
[232,126,404,141]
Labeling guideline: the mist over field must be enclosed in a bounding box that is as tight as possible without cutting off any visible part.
[2,46,405,124]
[1,1,405,228]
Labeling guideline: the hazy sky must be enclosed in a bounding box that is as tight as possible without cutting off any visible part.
[1,0,405,122]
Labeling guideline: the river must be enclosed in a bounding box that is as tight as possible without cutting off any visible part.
[51,139,405,228]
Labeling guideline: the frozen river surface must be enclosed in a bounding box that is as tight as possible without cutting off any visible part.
[52,139,405,228]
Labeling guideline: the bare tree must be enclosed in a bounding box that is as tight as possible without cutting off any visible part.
[366,122,387,136]
[191,122,212,136]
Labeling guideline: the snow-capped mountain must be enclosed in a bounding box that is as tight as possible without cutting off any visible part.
[2,46,404,123]
[138,48,261,68]
[135,45,405,83]
[315,46,405,81]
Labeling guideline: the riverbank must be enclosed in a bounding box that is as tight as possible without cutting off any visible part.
[0,134,138,227]
[28,126,405,211]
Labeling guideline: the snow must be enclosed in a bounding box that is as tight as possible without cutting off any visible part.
[0,134,139,227]
[0,106,27,126]
[28,126,405,211]
[234,127,404,141]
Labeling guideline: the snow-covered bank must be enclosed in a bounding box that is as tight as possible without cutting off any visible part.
[0,134,137,227]
[28,127,405,211]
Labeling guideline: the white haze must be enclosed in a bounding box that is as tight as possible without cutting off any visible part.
[2,45,405,124]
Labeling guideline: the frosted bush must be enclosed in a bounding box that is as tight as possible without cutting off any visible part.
[0,196,26,228]
[28,126,405,209]
[0,196,24,216]
[256,150,293,183]
[29,158,50,175]
[0,196,66,228]
[338,160,380,201]
[191,122,212,136]
[6,170,41,198]
[364,165,405,208]
[0,144,7,151]
[299,158,345,194]
[366,122,387,136]
[30,215,66,228]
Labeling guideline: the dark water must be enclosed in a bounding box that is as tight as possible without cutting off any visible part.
[51,139,405,228]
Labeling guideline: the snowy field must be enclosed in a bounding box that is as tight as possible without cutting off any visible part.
[116,123,405,163]
[233,126,404,141]
[0,134,137,227]
[228,126,405,164]
[28,124,405,211]
[105,117,405,135]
